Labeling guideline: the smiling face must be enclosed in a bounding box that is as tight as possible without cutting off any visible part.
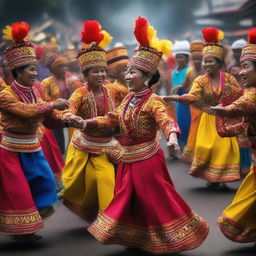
[239,60,256,88]
[54,63,68,78]
[125,67,150,93]
[16,64,37,87]
[85,66,106,88]
[203,56,221,74]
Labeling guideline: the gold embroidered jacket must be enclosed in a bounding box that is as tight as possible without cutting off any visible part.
[176,73,242,108]
[86,92,180,144]
[63,83,127,138]
[0,87,63,134]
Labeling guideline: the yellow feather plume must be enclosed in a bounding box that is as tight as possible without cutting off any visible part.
[218,30,224,40]
[99,30,112,48]
[2,25,13,41]
[152,39,172,57]
[147,24,157,46]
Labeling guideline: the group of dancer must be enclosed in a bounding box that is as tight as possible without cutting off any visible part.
[0,16,256,254]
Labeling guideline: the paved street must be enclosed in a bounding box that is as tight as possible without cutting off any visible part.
[1,143,255,256]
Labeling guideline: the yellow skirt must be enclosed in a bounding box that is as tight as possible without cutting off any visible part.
[190,112,240,182]
[182,106,202,163]
[62,144,115,221]
[217,166,256,242]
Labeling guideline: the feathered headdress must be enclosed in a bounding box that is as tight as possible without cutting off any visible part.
[80,20,112,49]
[201,27,224,60]
[2,21,36,70]
[128,17,171,74]
[2,21,30,42]
[78,20,112,71]
[134,16,172,57]
[201,27,224,45]
[241,27,256,62]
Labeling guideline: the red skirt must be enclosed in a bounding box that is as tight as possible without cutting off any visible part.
[88,149,209,254]
[40,127,64,190]
[0,148,43,235]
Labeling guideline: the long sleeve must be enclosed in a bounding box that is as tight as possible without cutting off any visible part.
[176,77,203,104]
[43,110,66,128]
[223,89,256,117]
[86,110,119,130]
[62,87,86,118]
[0,90,54,118]
[151,97,181,139]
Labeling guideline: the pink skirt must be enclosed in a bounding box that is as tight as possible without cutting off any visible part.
[40,127,64,190]
[88,149,209,254]
[0,148,43,235]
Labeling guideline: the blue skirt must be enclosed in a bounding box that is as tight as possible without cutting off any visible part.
[19,150,57,209]
[177,88,191,148]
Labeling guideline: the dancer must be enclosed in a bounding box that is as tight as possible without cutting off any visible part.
[212,28,256,243]
[0,22,73,241]
[84,17,209,254]
[62,21,124,221]
[164,27,242,189]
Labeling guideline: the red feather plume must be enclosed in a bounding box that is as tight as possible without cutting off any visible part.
[202,27,219,44]
[11,21,30,42]
[134,17,149,47]
[81,20,104,46]
[248,28,256,44]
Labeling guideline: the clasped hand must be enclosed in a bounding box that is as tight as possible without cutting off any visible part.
[65,114,84,129]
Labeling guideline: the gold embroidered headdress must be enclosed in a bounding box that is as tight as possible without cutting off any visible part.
[77,20,112,72]
[2,21,37,70]
[128,17,172,74]
[240,28,256,62]
[202,27,225,60]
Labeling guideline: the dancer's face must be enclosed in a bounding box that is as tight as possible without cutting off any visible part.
[125,67,150,93]
[16,64,37,87]
[239,60,256,88]
[203,56,220,74]
[85,67,106,88]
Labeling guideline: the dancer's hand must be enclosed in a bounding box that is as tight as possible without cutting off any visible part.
[167,133,180,154]
[211,106,228,117]
[162,95,178,103]
[53,98,69,110]
[65,114,84,129]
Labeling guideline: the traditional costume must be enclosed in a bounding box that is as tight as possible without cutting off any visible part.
[217,28,256,242]
[87,17,209,254]
[170,27,242,183]
[62,20,123,221]
[0,22,62,235]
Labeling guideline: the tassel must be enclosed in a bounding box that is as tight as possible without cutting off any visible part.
[248,28,256,44]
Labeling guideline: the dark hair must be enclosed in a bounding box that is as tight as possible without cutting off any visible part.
[11,65,30,79]
[213,57,224,68]
[252,61,256,70]
[140,69,160,88]
[82,69,90,77]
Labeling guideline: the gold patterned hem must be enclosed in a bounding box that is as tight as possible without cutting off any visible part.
[87,211,209,254]
[0,207,43,235]
[181,147,194,164]
[217,215,256,243]
[190,158,240,182]
[63,199,98,222]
